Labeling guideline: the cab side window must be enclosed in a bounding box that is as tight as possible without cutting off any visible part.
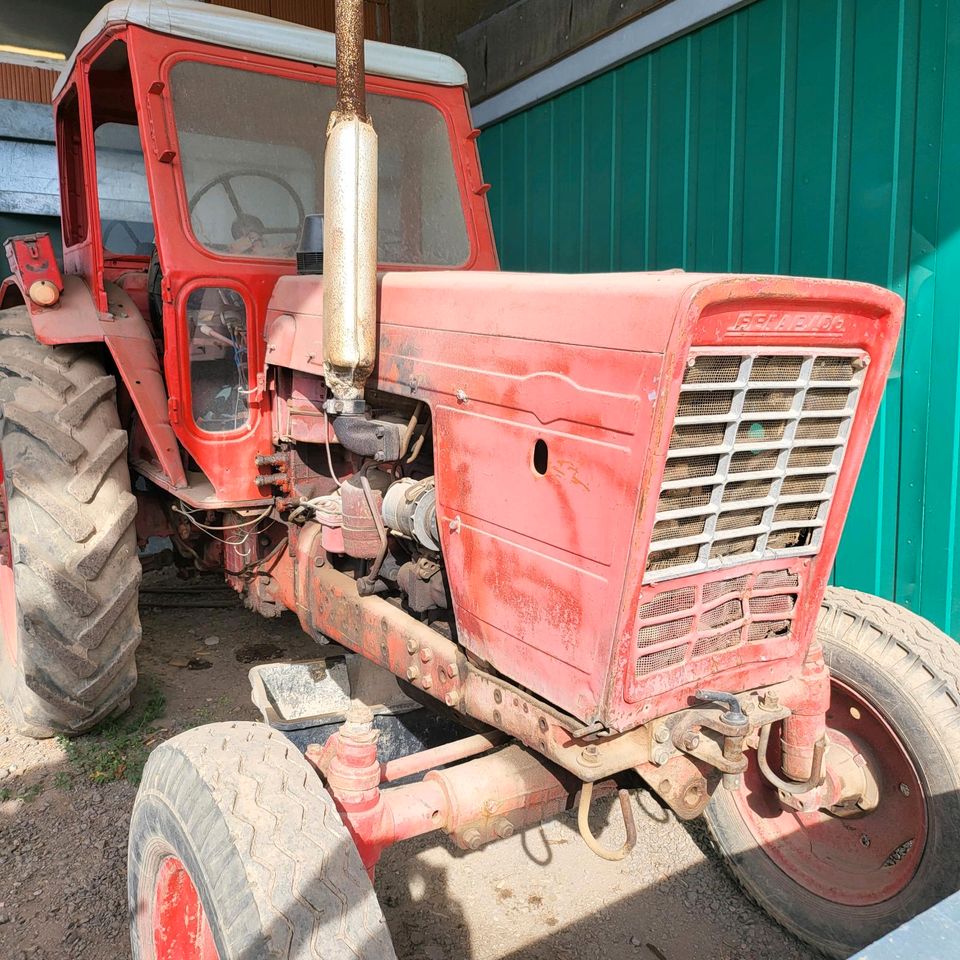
[57,87,88,247]
[94,122,155,255]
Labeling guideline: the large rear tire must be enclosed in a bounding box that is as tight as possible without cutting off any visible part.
[128,721,397,960]
[0,307,141,736]
[704,586,960,957]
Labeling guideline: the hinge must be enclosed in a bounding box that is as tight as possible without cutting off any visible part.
[167,396,179,424]
[161,276,173,304]
[248,371,267,408]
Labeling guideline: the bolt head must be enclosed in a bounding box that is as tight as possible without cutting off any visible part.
[421,676,433,689]
[420,647,433,663]
[445,690,460,707]
[405,639,419,655]
[653,726,670,743]
[462,828,482,851]
[580,745,601,766]
[406,665,420,681]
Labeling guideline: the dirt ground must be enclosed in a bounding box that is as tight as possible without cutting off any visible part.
[0,573,818,960]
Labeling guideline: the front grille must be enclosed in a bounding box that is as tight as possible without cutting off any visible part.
[644,351,866,581]
[634,569,800,678]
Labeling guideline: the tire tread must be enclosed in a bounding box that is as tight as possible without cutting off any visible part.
[131,722,396,960]
[0,318,141,737]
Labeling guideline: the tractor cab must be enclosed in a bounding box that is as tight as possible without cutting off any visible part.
[45,0,496,501]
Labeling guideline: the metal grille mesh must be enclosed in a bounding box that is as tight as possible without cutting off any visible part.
[644,351,866,581]
[635,569,800,678]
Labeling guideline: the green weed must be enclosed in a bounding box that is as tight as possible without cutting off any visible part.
[57,678,166,786]
[52,771,72,791]
[0,783,43,802]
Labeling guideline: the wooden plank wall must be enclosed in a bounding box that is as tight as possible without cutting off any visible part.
[212,0,390,41]
[0,63,58,104]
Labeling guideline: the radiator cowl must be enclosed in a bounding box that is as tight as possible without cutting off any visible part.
[645,349,867,582]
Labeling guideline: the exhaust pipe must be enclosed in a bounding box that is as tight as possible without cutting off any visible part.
[323,0,378,415]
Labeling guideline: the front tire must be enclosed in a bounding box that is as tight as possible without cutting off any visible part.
[0,308,141,736]
[128,721,397,960]
[704,586,960,957]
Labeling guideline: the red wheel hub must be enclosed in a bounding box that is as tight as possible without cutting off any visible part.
[734,679,926,906]
[153,856,220,960]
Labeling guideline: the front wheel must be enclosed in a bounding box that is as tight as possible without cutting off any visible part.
[704,586,960,958]
[128,721,397,960]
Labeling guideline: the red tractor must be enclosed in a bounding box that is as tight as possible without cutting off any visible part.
[2,1,958,957]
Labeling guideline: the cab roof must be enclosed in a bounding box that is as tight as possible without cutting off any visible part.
[53,0,468,100]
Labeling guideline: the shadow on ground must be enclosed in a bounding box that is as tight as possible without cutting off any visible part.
[0,584,823,960]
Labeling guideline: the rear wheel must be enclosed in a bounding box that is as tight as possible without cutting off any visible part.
[704,586,960,957]
[128,721,396,960]
[0,307,141,736]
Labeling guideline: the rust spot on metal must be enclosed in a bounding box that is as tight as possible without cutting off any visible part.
[334,0,367,121]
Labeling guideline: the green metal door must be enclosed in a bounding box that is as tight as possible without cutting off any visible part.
[479,0,960,636]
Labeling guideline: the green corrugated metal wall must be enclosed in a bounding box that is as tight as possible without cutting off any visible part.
[478,0,960,638]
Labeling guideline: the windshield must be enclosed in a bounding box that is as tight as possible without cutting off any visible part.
[169,60,470,266]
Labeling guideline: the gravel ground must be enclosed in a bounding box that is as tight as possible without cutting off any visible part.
[0,575,818,960]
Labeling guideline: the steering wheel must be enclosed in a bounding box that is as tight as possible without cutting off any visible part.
[188,169,305,253]
[102,219,153,256]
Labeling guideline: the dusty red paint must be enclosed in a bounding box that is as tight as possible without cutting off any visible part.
[24,7,912,901]
[731,678,926,905]
[45,21,496,503]
[320,716,615,873]
[268,270,901,732]
[2,270,187,491]
[152,855,219,960]
[3,235,63,311]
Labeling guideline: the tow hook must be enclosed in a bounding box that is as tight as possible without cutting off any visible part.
[576,780,638,861]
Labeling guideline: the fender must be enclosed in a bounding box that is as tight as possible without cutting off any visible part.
[0,247,186,490]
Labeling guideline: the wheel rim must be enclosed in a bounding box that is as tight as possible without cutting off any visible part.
[733,679,927,906]
[152,855,220,960]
